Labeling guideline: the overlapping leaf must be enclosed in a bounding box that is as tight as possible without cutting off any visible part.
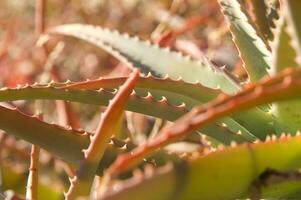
[0,83,252,144]
[284,0,301,64]
[219,0,271,81]
[270,14,301,132]
[65,70,139,199]
[50,24,241,94]
[108,67,301,177]
[249,0,273,41]
[102,135,301,200]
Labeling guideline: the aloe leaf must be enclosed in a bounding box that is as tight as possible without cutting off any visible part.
[108,67,301,176]
[0,86,249,176]
[50,24,241,94]
[249,0,273,41]
[219,0,271,81]
[63,75,218,109]
[102,135,301,200]
[270,17,298,72]
[0,103,141,176]
[66,70,139,199]
[65,76,276,140]
[284,0,301,64]
[65,76,275,140]
[65,74,220,104]
[270,15,301,132]
[267,0,280,35]
[0,84,188,121]
[0,105,88,162]
[0,84,251,144]
[50,24,278,140]
[178,135,301,200]
[260,175,301,199]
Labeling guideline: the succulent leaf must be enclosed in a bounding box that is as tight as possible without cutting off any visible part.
[65,70,139,199]
[0,81,276,144]
[219,0,272,81]
[284,0,301,64]
[267,0,280,35]
[102,135,301,200]
[0,84,252,144]
[271,13,301,132]
[0,103,141,176]
[49,24,278,141]
[65,74,220,103]
[108,67,301,176]
[249,0,274,41]
[0,105,87,162]
[65,75,276,140]
[50,24,241,94]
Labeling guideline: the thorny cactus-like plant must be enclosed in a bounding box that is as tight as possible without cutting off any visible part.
[3,0,301,199]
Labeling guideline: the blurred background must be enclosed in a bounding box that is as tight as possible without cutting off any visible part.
[0,0,241,199]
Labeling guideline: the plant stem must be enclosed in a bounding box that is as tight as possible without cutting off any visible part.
[26,145,40,200]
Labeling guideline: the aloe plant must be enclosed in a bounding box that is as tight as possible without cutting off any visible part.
[4,0,301,199]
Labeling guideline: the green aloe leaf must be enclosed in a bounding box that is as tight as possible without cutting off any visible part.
[219,0,272,81]
[107,67,301,176]
[284,0,301,64]
[0,105,87,162]
[0,84,250,144]
[49,23,278,141]
[261,177,301,199]
[65,76,275,141]
[267,0,280,38]
[0,103,140,176]
[101,135,301,200]
[50,24,241,94]
[270,14,301,132]
[64,74,220,104]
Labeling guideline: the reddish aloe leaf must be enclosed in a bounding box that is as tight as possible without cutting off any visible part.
[65,69,139,199]
[109,67,301,176]
[64,74,219,103]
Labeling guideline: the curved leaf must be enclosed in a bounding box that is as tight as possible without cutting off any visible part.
[284,0,301,64]
[66,70,139,199]
[249,0,273,41]
[270,15,301,133]
[219,0,272,81]
[64,74,219,103]
[102,135,301,200]
[50,24,241,94]
[0,84,250,144]
[108,67,301,176]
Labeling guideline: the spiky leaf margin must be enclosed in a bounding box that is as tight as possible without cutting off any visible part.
[270,14,301,133]
[219,0,272,81]
[50,24,241,94]
[284,0,301,65]
[0,84,252,144]
[102,135,301,200]
[108,67,301,176]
